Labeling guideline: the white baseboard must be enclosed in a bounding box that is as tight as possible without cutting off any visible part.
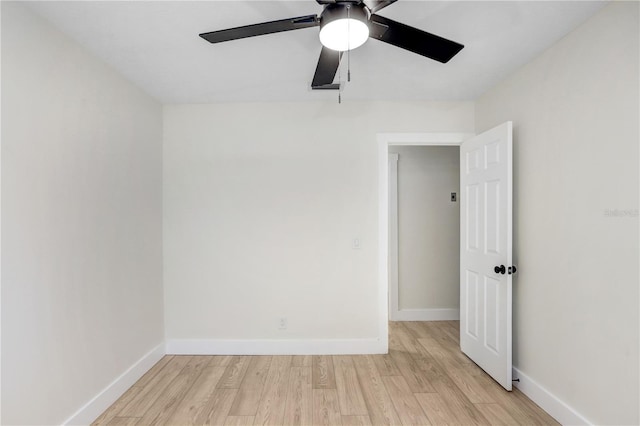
[62,343,165,425]
[166,338,386,355]
[513,367,592,426]
[391,308,459,321]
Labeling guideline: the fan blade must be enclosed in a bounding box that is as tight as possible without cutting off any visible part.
[363,0,397,14]
[311,47,343,89]
[200,15,319,44]
[369,14,464,63]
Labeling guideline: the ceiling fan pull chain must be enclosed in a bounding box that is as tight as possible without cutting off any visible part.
[338,59,342,104]
[347,5,351,82]
[337,31,343,104]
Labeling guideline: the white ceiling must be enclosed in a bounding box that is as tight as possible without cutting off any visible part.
[27,1,607,103]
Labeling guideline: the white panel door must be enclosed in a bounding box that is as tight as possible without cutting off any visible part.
[460,122,513,390]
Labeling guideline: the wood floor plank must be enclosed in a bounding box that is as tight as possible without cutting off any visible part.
[209,356,234,367]
[393,323,442,375]
[138,356,210,425]
[371,354,401,377]
[194,389,238,425]
[414,392,461,425]
[118,356,193,417]
[388,323,406,352]
[228,356,272,416]
[416,321,468,364]
[423,321,460,347]
[381,375,431,426]
[475,402,520,425]
[134,356,173,388]
[92,386,141,425]
[402,322,431,339]
[472,374,541,424]
[223,415,255,425]
[445,365,495,404]
[393,323,430,356]
[465,369,559,425]
[333,356,368,416]
[254,356,292,425]
[341,415,373,425]
[105,417,140,426]
[417,334,485,377]
[352,355,402,426]
[312,355,336,389]
[292,355,312,367]
[434,320,459,342]
[312,389,342,426]
[415,335,457,369]
[217,356,252,389]
[512,388,561,425]
[165,364,228,425]
[388,349,436,393]
[439,321,461,344]
[414,322,490,396]
[445,320,460,330]
[283,366,313,426]
[403,350,444,383]
[418,361,490,425]
[421,322,480,373]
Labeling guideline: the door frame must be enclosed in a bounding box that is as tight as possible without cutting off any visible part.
[378,133,473,327]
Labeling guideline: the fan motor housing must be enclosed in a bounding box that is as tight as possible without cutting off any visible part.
[320,3,370,26]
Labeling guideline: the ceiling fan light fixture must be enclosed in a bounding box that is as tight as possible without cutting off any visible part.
[199,0,465,91]
[319,4,369,52]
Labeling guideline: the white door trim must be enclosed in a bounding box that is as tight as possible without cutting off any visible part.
[378,133,473,324]
[388,152,401,321]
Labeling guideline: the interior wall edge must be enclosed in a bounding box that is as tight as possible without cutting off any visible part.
[513,366,593,426]
[61,343,166,426]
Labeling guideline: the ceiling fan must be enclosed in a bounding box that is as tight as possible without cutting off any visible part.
[199,0,464,90]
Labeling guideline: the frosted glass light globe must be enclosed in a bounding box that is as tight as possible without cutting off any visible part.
[319,18,369,52]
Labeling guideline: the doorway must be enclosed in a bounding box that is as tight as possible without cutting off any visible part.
[388,145,461,321]
[376,132,470,349]
[377,124,514,391]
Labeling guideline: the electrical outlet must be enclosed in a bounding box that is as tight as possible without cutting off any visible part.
[353,238,361,249]
[278,317,288,330]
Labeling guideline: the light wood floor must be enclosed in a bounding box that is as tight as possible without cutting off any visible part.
[93,321,558,425]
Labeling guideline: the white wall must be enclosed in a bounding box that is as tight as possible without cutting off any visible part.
[1,3,164,425]
[476,2,639,424]
[388,146,460,312]
[163,102,474,348]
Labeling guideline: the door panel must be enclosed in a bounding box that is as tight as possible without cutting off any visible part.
[465,270,479,338]
[485,179,501,255]
[484,276,500,353]
[466,184,479,251]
